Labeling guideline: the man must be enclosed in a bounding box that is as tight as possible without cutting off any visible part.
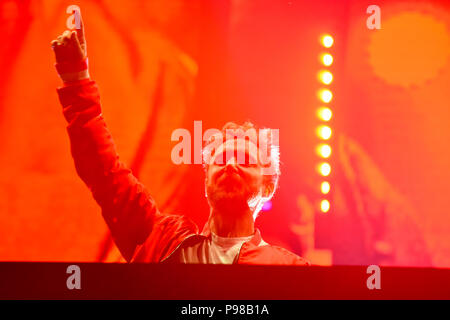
[51,14,309,265]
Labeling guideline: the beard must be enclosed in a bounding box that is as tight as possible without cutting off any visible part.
[206,172,260,216]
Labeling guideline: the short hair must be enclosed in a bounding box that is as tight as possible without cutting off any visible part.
[202,121,280,202]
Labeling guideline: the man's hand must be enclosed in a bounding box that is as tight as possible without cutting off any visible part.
[51,10,86,63]
[51,10,89,83]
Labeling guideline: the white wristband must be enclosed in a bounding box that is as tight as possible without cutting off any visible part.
[59,68,90,83]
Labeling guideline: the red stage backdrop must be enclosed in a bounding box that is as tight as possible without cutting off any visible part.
[0,0,449,267]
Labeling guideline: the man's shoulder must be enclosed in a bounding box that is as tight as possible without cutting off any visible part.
[155,212,200,234]
[132,213,199,263]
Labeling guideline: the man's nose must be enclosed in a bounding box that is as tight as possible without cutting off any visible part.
[226,156,237,166]
[225,156,239,172]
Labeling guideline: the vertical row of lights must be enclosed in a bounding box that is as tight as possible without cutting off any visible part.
[316,34,334,213]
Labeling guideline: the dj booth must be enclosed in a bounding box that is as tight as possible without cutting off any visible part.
[0,263,448,300]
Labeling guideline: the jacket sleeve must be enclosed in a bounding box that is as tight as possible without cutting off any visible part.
[57,80,160,262]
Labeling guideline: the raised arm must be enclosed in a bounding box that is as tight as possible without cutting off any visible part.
[51,11,161,262]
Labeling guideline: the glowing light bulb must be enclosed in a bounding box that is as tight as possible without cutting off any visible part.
[318,162,331,176]
[319,70,333,85]
[317,107,332,121]
[321,53,333,66]
[320,199,330,212]
[322,35,334,48]
[317,144,332,158]
[316,125,332,140]
[321,181,330,194]
[318,89,333,103]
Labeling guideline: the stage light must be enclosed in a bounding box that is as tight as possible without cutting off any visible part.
[320,199,330,213]
[317,107,332,121]
[319,70,333,85]
[321,181,330,194]
[262,200,273,212]
[316,143,332,158]
[316,33,334,214]
[318,89,333,103]
[321,53,333,66]
[318,162,331,176]
[321,35,334,48]
[316,125,332,140]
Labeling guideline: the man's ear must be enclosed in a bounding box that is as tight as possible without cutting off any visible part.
[204,175,209,198]
[262,179,276,199]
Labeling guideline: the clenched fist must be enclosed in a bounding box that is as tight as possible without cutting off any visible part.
[51,10,89,83]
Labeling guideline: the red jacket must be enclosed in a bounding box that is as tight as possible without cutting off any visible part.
[57,80,310,266]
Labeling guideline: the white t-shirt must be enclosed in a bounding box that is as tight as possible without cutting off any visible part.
[178,231,266,264]
[209,232,254,264]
